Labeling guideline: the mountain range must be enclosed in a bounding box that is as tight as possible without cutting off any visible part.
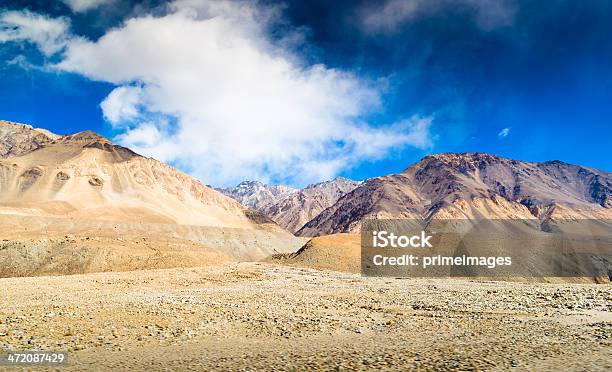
[218,153,612,237]
[1,119,610,277]
[4,118,610,238]
[216,181,298,212]
[298,153,612,236]
[217,177,360,233]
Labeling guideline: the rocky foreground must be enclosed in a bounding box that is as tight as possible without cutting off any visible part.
[0,263,610,371]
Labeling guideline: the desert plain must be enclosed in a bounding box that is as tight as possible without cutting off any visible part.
[1,262,610,371]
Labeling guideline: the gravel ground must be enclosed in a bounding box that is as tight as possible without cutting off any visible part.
[0,263,610,371]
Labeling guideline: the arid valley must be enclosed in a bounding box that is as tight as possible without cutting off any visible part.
[0,120,610,370]
[2,1,612,370]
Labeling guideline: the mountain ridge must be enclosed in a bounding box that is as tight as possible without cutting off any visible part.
[3,120,609,239]
[264,177,361,233]
[0,125,249,227]
[216,180,298,211]
[218,176,361,233]
[297,152,612,236]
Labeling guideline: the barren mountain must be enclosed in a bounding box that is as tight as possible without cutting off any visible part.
[0,120,59,158]
[265,177,361,233]
[0,129,256,227]
[298,153,612,236]
[216,180,297,211]
[0,122,303,275]
[219,177,360,233]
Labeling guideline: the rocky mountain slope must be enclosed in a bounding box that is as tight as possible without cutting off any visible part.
[0,128,255,227]
[219,177,360,233]
[0,120,59,158]
[265,177,361,233]
[216,181,297,211]
[0,121,304,273]
[298,153,612,236]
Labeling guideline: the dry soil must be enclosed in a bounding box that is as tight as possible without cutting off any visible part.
[0,263,610,371]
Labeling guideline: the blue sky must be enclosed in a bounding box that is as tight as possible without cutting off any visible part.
[0,0,610,187]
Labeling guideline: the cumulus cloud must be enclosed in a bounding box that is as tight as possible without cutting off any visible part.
[62,0,112,13]
[115,122,163,148]
[498,127,510,138]
[100,85,143,126]
[360,0,517,33]
[1,1,434,186]
[0,10,70,56]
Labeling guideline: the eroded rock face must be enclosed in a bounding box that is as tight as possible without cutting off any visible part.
[297,153,612,236]
[0,120,58,158]
[19,167,43,192]
[263,177,361,233]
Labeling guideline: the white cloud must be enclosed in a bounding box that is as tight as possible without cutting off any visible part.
[115,122,163,148]
[100,85,143,126]
[62,0,112,13]
[0,10,70,56]
[1,2,434,187]
[360,0,517,34]
[498,127,510,138]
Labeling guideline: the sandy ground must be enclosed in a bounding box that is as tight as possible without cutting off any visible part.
[0,263,610,371]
